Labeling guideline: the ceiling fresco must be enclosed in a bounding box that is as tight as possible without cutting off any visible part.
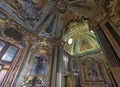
[62,19,100,56]
[0,0,103,39]
[0,0,103,56]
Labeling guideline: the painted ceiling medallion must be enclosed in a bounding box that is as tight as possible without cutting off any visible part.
[62,19,100,56]
[80,39,87,45]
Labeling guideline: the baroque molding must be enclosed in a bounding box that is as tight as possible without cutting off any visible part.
[89,0,120,29]
[55,0,68,15]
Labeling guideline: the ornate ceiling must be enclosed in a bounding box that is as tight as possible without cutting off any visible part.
[0,0,103,38]
[0,0,105,57]
[62,19,100,56]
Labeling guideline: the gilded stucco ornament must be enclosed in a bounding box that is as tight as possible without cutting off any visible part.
[0,20,38,49]
[20,38,51,87]
[4,0,47,20]
[0,15,40,46]
[106,0,117,16]
[31,38,53,59]
[55,0,68,15]
[106,0,120,29]
[2,0,48,29]
[89,1,107,29]
[0,25,25,47]
[21,75,46,87]
[62,19,100,56]
[79,57,111,86]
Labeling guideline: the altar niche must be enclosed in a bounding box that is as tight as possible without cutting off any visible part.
[79,58,112,87]
[30,55,46,75]
[21,53,48,87]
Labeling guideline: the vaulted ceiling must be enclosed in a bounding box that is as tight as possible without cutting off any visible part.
[0,0,103,38]
[0,0,103,56]
[62,19,100,56]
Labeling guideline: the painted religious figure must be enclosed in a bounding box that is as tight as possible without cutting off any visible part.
[87,63,98,78]
[21,0,35,19]
[86,62,98,86]
[21,55,47,87]
[30,55,46,75]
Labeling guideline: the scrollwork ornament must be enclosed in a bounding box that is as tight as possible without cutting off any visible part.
[107,0,120,28]
[0,26,24,48]
[0,33,18,46]
[55,0,68,15]
[105,0,118,16]
[21,75,46,87]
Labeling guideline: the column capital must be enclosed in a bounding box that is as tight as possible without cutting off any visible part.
[48,39,65,47]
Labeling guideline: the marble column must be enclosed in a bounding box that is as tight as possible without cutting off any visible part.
[56,45,63,87]
[50,41,63,87]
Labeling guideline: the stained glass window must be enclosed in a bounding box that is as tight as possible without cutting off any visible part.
[1,46,17,62]
[0,39,19,85]
[0,42,5,52]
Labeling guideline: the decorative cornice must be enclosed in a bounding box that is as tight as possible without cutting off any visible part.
[89,0,120,30]
[55,0,68,16]
[0,10,41,41]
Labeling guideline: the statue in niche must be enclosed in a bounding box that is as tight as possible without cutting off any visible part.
[87,62,98,81]
[35,55,45,74]
[30,55,46,75]
[73,69,80,87]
